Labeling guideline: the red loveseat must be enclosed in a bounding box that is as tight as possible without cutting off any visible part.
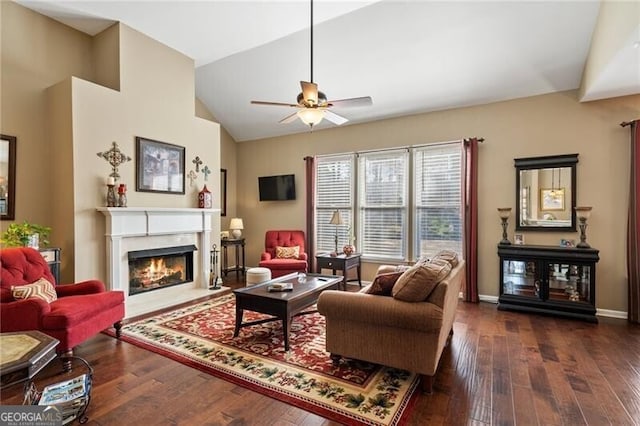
[258,230,308,278]
[0,247,124,370]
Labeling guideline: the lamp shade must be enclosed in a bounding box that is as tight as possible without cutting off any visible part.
[497,207,512,219]
[229,218,244,230]
[575,206,592,220]
[329,210,344,225]
[297,109,325,126]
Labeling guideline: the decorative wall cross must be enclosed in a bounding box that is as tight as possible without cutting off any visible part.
[192,156,203,172]
[96,141,131,180]
[188,170,198,186]
[201,165,211,181]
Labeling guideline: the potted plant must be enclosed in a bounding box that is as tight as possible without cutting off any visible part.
[0,221,51,248]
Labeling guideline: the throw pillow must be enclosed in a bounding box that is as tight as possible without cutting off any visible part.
[432,249,459,267]
[366,271,403,296]
[392,259,452,302]
[275,246,300,259]
[11,278,57,303]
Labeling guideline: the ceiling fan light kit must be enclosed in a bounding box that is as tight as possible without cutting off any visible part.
[297,109,325,126]
[250,0,372,129]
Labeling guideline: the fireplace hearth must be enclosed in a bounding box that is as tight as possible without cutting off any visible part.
[128,245,196,295]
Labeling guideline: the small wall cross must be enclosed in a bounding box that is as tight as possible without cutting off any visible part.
[192,156,203,172]
[188,170,198,186]
[201,165,211,181]
[96,141,131,180]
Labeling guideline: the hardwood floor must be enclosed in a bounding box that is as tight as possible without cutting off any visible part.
[2,276,639,425]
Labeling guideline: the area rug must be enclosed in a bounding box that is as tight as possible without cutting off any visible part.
[110,293,419,425]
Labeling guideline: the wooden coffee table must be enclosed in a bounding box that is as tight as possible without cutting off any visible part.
[233,272,342,351]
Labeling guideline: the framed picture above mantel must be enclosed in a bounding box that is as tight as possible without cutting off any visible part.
[135,137,185,194]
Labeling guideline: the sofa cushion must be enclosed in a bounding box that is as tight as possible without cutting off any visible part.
[432,249,459,267]
[11,278,57,303]
[275,246,300,259]
[392,259,452,302]
[367,272,403,296]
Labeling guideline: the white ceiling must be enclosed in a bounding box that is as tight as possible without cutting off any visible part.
[17,0,640,142]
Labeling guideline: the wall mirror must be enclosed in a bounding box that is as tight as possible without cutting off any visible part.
[515,153,578,232]
[0,134,16,221]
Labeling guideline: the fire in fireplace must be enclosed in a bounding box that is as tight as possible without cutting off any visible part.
[128,245,197,295]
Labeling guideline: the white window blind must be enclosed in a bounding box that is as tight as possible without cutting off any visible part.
[315,155,354,253]
[413,143,463,260]
[358,150,408,260]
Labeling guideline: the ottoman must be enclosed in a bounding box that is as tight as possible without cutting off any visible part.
[246,267,272,286]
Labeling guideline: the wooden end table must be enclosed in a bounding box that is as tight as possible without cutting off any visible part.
[0,331,58,390]
[315,253,362,291]
[221,238,246,279]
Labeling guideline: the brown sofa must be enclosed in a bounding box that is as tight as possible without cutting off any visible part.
[317,259,465,393]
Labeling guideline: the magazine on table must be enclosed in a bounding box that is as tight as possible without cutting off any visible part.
[38,374,89,405]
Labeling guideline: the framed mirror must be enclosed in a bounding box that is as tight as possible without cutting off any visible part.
[0,134,16,221]
[515,153,578,232]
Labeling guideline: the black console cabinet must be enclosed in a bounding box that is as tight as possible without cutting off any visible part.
[497,244,599,323]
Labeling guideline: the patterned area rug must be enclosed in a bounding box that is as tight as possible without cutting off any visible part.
[112,293,419,425]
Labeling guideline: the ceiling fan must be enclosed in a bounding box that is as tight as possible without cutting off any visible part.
[250,0,372,128]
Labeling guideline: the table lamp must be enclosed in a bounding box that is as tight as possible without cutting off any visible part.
[229,218,244,239]
[329,210,344,254]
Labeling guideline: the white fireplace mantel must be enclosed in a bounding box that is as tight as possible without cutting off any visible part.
[97,207,222,317]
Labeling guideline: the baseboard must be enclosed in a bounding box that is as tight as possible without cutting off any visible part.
[596,308,628,319]
[475,293,628,320]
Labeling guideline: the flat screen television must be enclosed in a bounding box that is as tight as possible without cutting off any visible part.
[258,174,296,201]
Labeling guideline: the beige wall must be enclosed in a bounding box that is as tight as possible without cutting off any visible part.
[195,99,238,232]
[0,1,93,233]
[2,4,221,284]
[236,91,640,313]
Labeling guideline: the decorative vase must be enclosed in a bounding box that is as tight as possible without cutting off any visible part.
[117,184,127,207]
[198,185,212,208]
[343,244,355,256]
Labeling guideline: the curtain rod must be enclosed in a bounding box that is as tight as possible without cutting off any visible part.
[621,120,639,127]
[312,137,486,160]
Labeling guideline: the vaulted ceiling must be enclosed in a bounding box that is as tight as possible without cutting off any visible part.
[18,0,640,142]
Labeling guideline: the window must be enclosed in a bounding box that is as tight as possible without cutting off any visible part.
[314,142,463,262]
[315,155,354,253]
[358,150,409,260]
[413,144,462,259]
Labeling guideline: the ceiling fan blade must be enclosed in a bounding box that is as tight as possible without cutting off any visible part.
[324,110,349,125]
[300,81,318,105]
[279,112,300,124]
[327,96,373,108]
[251,100,299,107]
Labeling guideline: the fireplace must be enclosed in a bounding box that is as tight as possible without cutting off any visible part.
[128,245,196,295]
[97,207,223,318]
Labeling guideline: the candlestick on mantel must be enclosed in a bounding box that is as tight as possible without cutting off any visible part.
[107,177,115,186]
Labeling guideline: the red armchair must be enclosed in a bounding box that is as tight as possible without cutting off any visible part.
[0,247,124,370]
[258,230,308,278]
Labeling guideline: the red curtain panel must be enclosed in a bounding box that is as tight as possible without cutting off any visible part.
[304,156,316,272]
[462,138,479,303]
[628,120,640,323]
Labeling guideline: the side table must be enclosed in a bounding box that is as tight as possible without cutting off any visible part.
[315,253,362,291]
[221,238,246,280]
[0,331,58,390]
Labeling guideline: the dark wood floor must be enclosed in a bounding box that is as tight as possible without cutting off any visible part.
[2,276,639,425]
